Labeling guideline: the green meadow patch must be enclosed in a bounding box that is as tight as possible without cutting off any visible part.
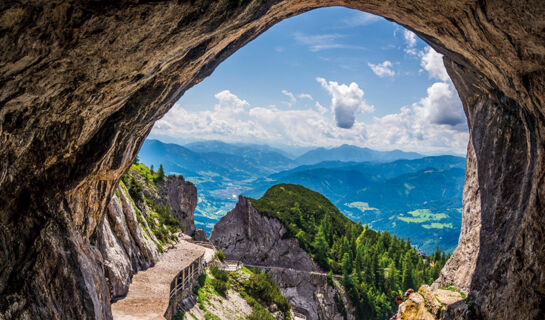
[397,209,452,229]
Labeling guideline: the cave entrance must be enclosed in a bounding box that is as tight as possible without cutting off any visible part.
[1,1,543,319]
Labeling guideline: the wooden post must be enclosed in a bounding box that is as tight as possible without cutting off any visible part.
[174,274,178,300]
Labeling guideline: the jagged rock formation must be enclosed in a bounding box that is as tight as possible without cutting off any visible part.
[162,176,198,236]
[210,196,319,271]
[0,1,544,319]
[210,196,351,320]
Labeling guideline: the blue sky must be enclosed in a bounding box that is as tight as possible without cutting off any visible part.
[150,7,468,155]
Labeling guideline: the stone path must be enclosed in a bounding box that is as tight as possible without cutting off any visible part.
[112,238,215,320]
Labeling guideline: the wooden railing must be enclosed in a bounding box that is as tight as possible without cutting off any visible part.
[168,253,204,300]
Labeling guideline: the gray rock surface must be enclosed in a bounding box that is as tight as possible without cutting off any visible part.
[96,185,161,300]
[210,196,351,320]
[0,1,544,319]
[193,228,208,242]
[268,268,355,320]
[210,196,319,271]
[163,176,198,236]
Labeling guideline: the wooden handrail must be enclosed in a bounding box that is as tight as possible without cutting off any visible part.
[168,253,205,300]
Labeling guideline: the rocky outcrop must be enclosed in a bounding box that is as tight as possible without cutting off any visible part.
[162,176,198,236]
[210,196,319,271]
[193,228,208,242]
[397,285,472,320]
[268,268,355,320]
[210,196,351,320]
[0,1,544,319]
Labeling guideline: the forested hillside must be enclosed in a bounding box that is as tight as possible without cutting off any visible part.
[249,184,449,319]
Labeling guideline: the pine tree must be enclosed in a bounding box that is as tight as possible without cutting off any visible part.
[313,225,329,268]
[154,164,165,183]
[402,251,415,290]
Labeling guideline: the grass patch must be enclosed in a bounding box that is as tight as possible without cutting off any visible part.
[440,286,467,299]
[422,222,453,229]
[398,209,449,224]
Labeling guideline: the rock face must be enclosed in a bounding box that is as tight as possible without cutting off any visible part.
[397,285,472,320]
[0,1,544,319]
[95,186,161,300]
[163,176,198,236]
[210,196,351,320]
[268,268,355,320]
[210,196,319,271]
[193,228,208,242]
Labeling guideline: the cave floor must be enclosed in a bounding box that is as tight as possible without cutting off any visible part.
[111,237,215,319]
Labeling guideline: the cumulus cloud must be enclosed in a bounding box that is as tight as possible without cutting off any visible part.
[213,90,249,114]
[368,60,395,77]
[404,30,417,47]
[316,77,375,129]
[420,46,450,81]
[417,82,465,127]
[152,72,467,154]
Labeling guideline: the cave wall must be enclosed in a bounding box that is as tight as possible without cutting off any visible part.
[0,0,544,319]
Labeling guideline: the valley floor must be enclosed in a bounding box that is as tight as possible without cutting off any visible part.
[111,236,215,320]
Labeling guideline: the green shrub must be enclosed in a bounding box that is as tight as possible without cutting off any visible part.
[216,249,226,262]
[247,305,275,320]
[198,272,207,287]
[211,278,229,296]
[210,265,228,282]
[244,270,290,316]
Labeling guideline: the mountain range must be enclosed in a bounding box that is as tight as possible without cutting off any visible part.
[138,139,465,254]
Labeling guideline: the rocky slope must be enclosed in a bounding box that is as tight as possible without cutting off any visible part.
[0,1,544,319]
[210,196,352,320]
[95,163,198,301]
[211,196,319,271]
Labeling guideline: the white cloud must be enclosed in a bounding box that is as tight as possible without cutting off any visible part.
[213,90,249,114]
[294,32,365,52]
[315,101,327,114]
[404,30,417,48]
[298,93,314,101]
[316,77,375,129]
[416,82,465,127]
[368,60,395,77]
[152,78,467,154]
[420,46,450,81]
[344,12,381,26]
[281,90,296,107]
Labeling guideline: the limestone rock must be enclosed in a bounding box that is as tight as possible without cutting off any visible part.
[210,196,319,271]
[210,196,351,320]
[163,175,198,235]
[268,268,355,320]
[193,228,208,242]
[397,285,471,320]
